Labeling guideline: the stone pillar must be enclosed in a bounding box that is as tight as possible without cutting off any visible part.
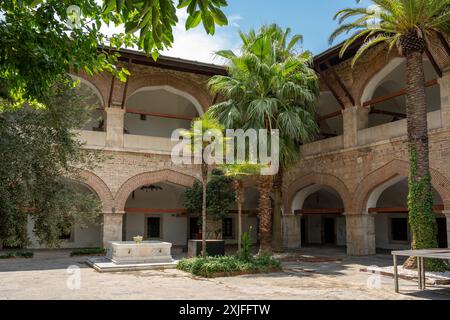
[105,108,125,148]
[444,211,450,248]
[101,212,125,248]
[439,69,450,129]
[282,214,301,250]
[345,213,376,256]
[342,105,369,148]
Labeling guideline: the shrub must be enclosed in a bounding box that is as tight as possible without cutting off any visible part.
[70,248,106,257]
[0,251,34,259]
[177,254,281,278]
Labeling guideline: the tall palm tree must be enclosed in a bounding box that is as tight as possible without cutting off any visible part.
[208,24,319,254]
[221,163,261,253]
[182,114,224,257]
[330,0,450,269]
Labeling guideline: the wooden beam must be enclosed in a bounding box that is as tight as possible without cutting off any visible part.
[436,32,450,58]
[107,76,115,109]
[370,108,406,119]
[121,59,132,109]
[368,205,444,214]
[125,208,188,214]
[319,73,346,109]
[363,79,438,108]
[126,108,195,121]
[425,47,442,78]
[317,110,342,122]
[325,62,355,105]
[295,208,344,215]
[316,67,346,110]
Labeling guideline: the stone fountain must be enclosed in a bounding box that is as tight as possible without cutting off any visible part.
[87,240,176,273]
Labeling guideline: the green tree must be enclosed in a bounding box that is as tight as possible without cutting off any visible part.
[0,0,228,103]
[221,163,261,253]
[0,82,102,248]
[208,24,319,254]
[184,169,235,238]
[181,115,226,256]
[330,0,450,271]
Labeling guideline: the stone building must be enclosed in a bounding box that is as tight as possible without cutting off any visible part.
[27,38,450,255]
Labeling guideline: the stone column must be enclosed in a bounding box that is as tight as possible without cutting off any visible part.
[101,212,125,249]
[444,211,450,248]
[345,213,376,255]
[105,108,125,148]
[282,214,301,250]
[342,105,369,148]
[439,69,450,129]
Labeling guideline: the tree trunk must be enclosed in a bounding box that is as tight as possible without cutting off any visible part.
[201,163,208,257]
[272,169,283,252]
[403,49,440,270]
[234,179,244,253]
[257,175,274,255]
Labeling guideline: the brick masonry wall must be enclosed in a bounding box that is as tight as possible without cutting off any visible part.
[73,47,450,253]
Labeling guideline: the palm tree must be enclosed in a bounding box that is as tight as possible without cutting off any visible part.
[221,163,261,253]
[330,0,450,269]
[208,24,319,254]
[182,114,224,257]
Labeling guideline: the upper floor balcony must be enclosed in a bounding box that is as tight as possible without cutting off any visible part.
[74,55,450,158]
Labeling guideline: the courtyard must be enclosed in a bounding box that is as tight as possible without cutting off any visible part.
[1,248,449,300]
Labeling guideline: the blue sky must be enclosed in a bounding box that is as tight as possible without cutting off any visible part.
[162,0,371,63]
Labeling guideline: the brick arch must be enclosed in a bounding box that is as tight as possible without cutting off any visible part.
[70,170,114,212]
[70,72,110,108]
[351,159,450,214]
[126,73,212,112]
[114,169,200,212]
[284,173,352,215]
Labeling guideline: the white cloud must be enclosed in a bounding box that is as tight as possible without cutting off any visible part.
[162,10,240,64]
[98,9,240,65]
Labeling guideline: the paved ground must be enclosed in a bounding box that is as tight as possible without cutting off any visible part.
[0,247,449,300]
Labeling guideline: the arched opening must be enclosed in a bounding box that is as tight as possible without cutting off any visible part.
[72,76,105,132]
[27,181,102,249]
[292,185,346,248]
[123,182,189,250]
[362,58,441,128]
[368,177,448,252]
[124,86,202,138]
[316,91,343,140]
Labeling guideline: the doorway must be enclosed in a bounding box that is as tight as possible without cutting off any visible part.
[437,218,448,248]
[323,218,336,245]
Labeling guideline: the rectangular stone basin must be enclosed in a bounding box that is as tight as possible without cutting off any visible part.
[107,241,173,265]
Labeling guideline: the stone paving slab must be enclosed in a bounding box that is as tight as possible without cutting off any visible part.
[87,257,178,273]
[0,249,449,300]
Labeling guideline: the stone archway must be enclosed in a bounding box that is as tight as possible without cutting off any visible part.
[126,73,212,113]
[284,172,352,215]
[351,159,450,214]
[74,170,114,213]
[114,169,200,212]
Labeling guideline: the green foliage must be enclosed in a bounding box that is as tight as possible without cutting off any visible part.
[0,251,34,259]
[184,170,235,221]
[208,24,319,171]
[330,0,450,65]
[408,147,447,271]
[70,247,106,257]
[239,231,252,261]
[0,0,229,103]
[177,254,281,278]
[0,82,102,248]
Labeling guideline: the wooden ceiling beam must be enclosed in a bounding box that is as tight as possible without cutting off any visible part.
[425,47,443,78]
[325,62,355,106]
[370,108,406,119]
[436,32,450,59]
[125,108,195,121]
[363,79,438,108]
